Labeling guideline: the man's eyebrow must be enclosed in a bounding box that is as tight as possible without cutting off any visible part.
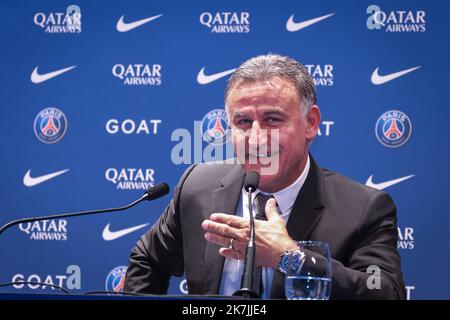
[232,112,249,119]
[231,108,288,120]
[262,109,288,116]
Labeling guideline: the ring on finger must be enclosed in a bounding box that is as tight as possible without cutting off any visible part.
[228,238,236,250]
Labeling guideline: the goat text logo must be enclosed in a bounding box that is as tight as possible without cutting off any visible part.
[106,119,161,135]
[11,265,81,291]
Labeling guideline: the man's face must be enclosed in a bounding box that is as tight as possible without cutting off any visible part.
[227,76,320,192]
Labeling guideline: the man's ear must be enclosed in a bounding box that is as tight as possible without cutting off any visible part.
[305,105,321,140]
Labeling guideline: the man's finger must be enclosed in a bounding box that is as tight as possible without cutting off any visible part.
[202,219,248,242]
[204,232,230,247]
[209,213,248,228]
[219,247,244,260]
[265,198,282,221]
[204,232,247,251]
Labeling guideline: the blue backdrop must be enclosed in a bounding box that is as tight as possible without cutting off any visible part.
[0,0,449,299]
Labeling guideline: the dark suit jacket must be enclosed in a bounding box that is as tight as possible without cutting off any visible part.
[124,157,406,299]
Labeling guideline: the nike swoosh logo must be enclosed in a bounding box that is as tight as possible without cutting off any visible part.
[23,169,69,187]
[365,174,415,190]
[286,13,335,32]
[31,65,77,84]
[371,66,421,85]
[197,67,236,85]
[102,223,149,241]
[116,14,163,32]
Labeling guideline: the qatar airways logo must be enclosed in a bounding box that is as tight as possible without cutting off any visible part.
[366,5,426,32]
[397,227,415,250]
[34,5,82,33]
[105,168,156,190]
[19,219,68,241]
[200,12,250,33]
[112,64,162,86]
[305,64,334,87]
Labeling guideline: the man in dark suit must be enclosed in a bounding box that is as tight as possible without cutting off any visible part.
[124,54,406,299]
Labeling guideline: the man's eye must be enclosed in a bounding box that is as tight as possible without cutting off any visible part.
[237,119,252,125]
[266,117,281,123]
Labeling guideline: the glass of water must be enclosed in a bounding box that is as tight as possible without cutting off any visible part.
[284,241,332,300]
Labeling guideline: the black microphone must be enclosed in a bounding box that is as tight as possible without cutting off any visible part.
[0,183,170,235]
[233,171,260,299]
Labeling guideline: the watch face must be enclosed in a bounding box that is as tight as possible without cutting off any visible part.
[291,252,304,274]
[279,254,290,274]
[279,250,306,274]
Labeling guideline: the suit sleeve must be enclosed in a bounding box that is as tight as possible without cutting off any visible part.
[329,191,406,299]
[123,165,196,294]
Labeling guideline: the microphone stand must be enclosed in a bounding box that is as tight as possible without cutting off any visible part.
[233,185,260,299]
[0,183,169,235]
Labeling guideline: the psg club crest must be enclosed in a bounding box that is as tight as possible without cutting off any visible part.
[33,107,68,144]
[375,110,412,148]
[105,266,127,293]
[201,109,231,146]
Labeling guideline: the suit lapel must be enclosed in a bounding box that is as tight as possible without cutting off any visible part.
[204,164,245,294]
[286,156,326,240]
[270,156,326,299]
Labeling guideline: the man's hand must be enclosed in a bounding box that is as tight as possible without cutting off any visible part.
[201,198,297,268]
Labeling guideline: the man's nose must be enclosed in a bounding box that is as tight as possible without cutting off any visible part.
[248,121,268,148]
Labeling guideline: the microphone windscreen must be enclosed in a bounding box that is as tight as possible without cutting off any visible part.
[145,183,170,201]
[244,171,260,192]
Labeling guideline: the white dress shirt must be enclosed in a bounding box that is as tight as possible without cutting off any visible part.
[219,155,311,298]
